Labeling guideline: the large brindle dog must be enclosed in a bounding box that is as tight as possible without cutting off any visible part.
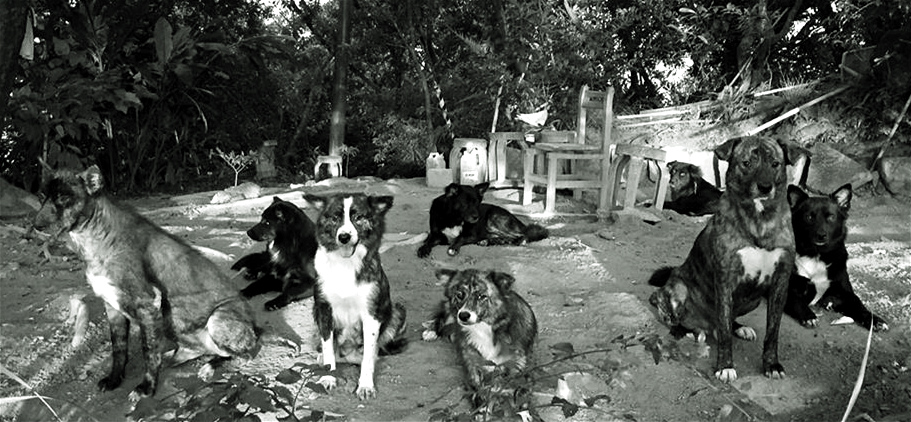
[649,136,805,383]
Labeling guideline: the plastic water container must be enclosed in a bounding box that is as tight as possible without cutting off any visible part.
[459,147,487,185]
[450,138,488,185]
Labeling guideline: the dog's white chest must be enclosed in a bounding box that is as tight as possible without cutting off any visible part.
[87,273,123,312]
[315,245,372,327]
[737,247,785,283]
[462,322,503,364]
[442,226,462,241]
[795,255,830,305]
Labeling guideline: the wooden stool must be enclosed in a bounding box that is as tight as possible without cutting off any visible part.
[314,155,342,179]
[605,144,670,211]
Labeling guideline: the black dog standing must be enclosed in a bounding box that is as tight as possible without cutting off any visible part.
[785,184,889,331]
[417,182,548,258]
[649,136,803,383]
[232,197,318,311]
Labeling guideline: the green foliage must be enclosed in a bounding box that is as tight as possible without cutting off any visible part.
[126,362,339,422]
[428,334,662,422]
[211,147,256,186]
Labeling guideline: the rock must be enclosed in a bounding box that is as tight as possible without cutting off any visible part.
[0,178,41,218]
[805,143,874,194]
[210,182,262,204]
[879,156,911,196]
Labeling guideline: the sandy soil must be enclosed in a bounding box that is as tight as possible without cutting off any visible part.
[1,177,909,422]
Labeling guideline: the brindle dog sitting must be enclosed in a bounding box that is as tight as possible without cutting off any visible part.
[649,136,806,383]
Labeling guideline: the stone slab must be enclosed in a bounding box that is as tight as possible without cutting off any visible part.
[805,143,874,194]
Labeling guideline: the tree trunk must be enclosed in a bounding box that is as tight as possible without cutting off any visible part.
[0,0,28,127]
[328,0,352,157]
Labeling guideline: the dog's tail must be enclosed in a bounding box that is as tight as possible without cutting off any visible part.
[647,266,675,287]
[379,302,409,356]
[523,224,549,242]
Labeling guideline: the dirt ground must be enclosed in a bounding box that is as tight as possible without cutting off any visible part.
[1,177,909,422]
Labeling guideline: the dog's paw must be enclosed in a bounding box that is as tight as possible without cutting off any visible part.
[264,296,292,311]
[800,318,819,328]
[714,368,737,383]
[422,329,439,341]
[871,317,890,332]
[356,384,377,400]
[130,377,155,401]
[97,374,124,392]
[417,246,431,258]
[477,239,489,246]
[763,363,786,379]
[734,326,757,341]
[446,248,459,256]
[316,374,338,391]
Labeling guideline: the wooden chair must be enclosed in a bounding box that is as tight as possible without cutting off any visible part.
[523,86,614,214]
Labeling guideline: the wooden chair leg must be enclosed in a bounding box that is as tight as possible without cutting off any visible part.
[545,155,558,213]
[523,149,535,206]
[654,161,670,211]
[624,157,644,209]
[606,155,629,211]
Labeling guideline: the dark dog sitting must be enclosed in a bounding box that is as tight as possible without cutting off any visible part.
[648,136,804,383]
[417,182,548,258]
[663,161,722,216]
[37,165,258,399]
[785,184,888,331]
[232,197,318,311]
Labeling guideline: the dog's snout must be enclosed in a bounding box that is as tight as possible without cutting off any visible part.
[757,183,773,195]
[337,232,352,244]
[458,311,471,323]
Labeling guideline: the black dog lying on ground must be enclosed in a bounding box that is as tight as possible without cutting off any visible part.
[663,161,722,216]
[37,165,258,399]
[785,184,889,331]
[232,197,318,311]
[648,136,804,383]
[417,182,548,258]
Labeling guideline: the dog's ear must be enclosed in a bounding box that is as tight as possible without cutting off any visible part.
[776,138,810,166]
[787,184,809,208]
[273,196,282,203]
[444,183,461,197]
[369,195,394,215]
[79,165,104,195]
[686,163,703,178]
[474,182,490,196]
[831,183,852,211]
[303,194,327,212]
[487,271,515,292]
[435,269,458,296]
[713,137,743,162]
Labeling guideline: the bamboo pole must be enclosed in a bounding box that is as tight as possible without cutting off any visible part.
[746,85,850,136]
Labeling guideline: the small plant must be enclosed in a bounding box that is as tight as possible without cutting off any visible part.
[212,147,256,187]
[337,145,359,177]
[127,362,340,422]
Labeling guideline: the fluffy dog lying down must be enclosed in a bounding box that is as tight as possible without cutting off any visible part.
[423,268,537,405]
